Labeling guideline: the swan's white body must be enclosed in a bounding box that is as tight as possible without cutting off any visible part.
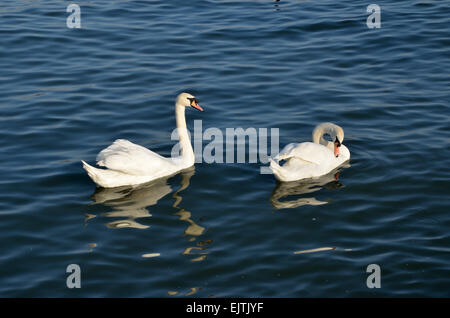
[269,123,350,182]
[82,93,202,188]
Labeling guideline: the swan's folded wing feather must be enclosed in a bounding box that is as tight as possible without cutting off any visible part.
[280,142,333,166]
[96,139,175,176]
[274,143,298,161]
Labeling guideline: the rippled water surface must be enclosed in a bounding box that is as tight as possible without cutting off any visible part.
[0,0,449,297]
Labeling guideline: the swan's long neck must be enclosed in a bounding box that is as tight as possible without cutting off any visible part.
[175,104,194,163]
[312,123,335,151]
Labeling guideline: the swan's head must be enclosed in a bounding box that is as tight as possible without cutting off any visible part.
[313,122,345,158]
[176,92,203,111]
[334,136,341,157]
[333,126,344,158]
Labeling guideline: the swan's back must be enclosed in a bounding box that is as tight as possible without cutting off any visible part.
[277,142,334,166]
[270,142,350,182]
[96,139,175,176]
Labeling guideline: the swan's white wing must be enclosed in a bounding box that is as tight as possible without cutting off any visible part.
[274,143,299,160]
[96,139,176,176]
[276,142,333,166]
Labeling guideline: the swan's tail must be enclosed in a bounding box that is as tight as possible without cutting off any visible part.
[82,160,104,186]
[272,153,285,161]
[82,160,140,188]
[269,158,285,181]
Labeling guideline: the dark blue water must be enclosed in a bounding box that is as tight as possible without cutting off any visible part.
[0,0,449,297]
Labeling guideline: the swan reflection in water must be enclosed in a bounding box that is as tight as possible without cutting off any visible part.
[270,164,349,210]
[89,176,171,230]
[87,167,210,261]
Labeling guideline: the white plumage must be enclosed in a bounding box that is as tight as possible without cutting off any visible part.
[269,123,350,182]
[82,93,203,188]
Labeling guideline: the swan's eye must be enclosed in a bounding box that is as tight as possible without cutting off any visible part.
[187,97,198,105]
[189,98,199,106]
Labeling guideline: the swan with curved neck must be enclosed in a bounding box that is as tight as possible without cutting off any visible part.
[269,122,350,182]
[313,122,345,158]
[82,92,203,188]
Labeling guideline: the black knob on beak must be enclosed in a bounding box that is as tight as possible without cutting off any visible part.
[334,136,341,147]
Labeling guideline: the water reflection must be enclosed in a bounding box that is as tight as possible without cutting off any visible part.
[171,169,205,238]
[270,165,348,210]
[90,175,173,229]
[88,167,210,261]
[168,287,200,297]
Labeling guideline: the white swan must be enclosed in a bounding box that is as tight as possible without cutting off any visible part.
[269,122,350,182]
[82,92,203,188]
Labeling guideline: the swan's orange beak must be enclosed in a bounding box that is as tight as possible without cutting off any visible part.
[191,99,203,111]
[334,137,341,158]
